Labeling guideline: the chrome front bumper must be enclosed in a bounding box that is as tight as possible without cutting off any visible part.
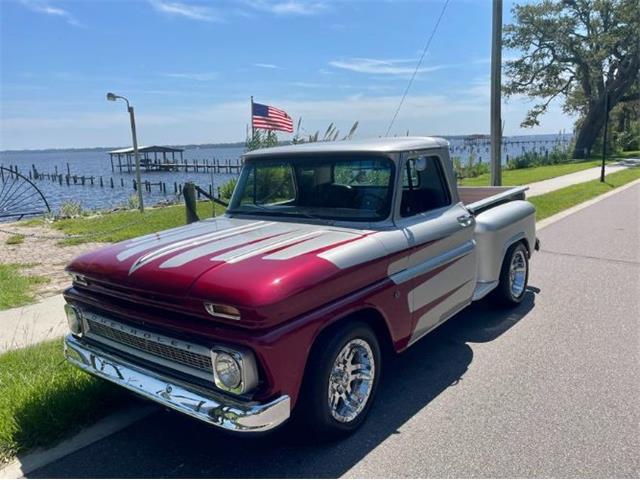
[64,335,291,432]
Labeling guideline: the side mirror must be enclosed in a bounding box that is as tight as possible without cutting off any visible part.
[414,156,428,171]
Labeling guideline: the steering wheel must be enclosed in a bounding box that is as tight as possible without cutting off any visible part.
[359,193,383,211]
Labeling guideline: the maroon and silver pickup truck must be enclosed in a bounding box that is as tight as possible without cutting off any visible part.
[64,137,538,435]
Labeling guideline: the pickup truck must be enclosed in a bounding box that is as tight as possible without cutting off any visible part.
[64,137,538,436]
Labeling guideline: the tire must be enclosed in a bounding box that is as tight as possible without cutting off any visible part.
[296,321,381,437]
[493,241,529,306]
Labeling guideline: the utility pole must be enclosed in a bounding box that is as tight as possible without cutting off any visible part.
[490,0,503,186]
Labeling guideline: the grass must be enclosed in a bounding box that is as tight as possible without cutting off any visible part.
[0,340,128,463]
[459,160,602,186]
[0,264,48,311]
[52,201,220,245]
[530,167,640,220]
[4,235,24,245]
[615,150,640,159]
[459,150,639,187]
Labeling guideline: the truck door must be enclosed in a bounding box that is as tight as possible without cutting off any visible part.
[394,154,477,345]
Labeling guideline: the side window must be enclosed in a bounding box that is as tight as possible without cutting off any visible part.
[400,156,451,217]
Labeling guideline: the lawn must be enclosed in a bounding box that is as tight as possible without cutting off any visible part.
[459,160,603,186]
[459,150,639,187]
[615,150,640,159]
[51,200,219,245]
[0,265,48,311]
[531,167,640,220]
[0,340,129,463]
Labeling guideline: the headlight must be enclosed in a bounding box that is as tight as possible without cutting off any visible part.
[214,352,242,389]
[64,304,83,336]
[211,348,258,394]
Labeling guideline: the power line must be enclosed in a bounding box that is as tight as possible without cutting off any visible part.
[385,0,452,137]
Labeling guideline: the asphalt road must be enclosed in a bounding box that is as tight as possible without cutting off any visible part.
[31,184,640,478]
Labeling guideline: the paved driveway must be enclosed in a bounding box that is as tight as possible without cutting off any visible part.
[31,185,640,478]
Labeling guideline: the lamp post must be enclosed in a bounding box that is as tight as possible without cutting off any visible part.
[106,92,144,212]
[600,67,618,182]
[600,85,609,183]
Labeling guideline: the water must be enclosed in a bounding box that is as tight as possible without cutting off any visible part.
[0,146,245,214]
[0,134,571,215]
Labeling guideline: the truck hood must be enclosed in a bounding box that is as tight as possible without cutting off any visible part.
[67,217,379,304]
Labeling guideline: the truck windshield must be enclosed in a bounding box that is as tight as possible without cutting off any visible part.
[227,155,395,222]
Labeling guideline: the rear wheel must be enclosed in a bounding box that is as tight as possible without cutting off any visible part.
[297,321,381,437]
[494,242,529,306]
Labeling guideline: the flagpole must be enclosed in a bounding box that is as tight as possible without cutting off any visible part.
[250,96,255,141]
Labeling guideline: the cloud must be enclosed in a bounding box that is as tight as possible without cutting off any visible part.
[149,0,222,22]
[329,58,444,76]
[162,72,219,81]
[244,0,327,16]
[20,0,83,26]
[253,63,282,69]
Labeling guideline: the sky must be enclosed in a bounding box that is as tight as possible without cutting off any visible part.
[0,0,574,150]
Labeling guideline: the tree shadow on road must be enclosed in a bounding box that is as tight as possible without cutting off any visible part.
[30,288,538,479]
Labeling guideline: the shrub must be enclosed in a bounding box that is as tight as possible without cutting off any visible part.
[615,126,640,151]
[452,154,489,179]
[5,235,24,245]
[58,200,83,218]
[506,146,572,170]
[219,178,238,200]
[125,194,139,210]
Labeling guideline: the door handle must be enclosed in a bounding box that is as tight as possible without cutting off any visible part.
[457,214,474,227]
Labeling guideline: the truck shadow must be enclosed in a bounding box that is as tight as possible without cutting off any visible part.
[30,287,537,479]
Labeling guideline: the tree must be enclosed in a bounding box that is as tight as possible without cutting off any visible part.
[245,129,279,152]
[503,0,640,158]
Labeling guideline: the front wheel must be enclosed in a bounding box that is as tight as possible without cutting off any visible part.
[494,242,529,306]
[297,322,381,437]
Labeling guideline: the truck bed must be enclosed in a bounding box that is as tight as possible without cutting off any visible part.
[458,186,528,215]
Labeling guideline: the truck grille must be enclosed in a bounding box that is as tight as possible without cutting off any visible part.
[83,311,213,379]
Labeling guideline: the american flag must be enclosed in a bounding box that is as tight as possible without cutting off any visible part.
[252,102,293,133]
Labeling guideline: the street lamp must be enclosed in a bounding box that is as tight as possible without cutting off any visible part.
[106,92,144,212]
[600,66,617,183]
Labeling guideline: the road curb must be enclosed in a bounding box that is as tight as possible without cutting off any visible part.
[537,178,640,231]
[0,405,157,479]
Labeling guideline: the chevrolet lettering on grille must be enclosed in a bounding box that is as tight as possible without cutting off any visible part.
[82,311,213,379]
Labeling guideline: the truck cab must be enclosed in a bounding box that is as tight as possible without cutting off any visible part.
[64,137,537,435]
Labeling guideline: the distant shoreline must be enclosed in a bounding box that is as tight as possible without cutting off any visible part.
[0,142,248,155]
[0,132,572,155]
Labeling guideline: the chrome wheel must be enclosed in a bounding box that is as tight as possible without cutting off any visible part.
[509,250,527,298]
[327,339,375,423]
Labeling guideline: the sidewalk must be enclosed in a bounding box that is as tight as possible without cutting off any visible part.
[0,294,67,354]
[526,162,632,197]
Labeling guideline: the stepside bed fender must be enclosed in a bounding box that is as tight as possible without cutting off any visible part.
[473,200,536,285]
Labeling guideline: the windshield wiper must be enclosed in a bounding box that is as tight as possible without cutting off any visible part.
[228,205,331,222]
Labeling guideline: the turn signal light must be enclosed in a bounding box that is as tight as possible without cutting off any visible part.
[204,303,241,321]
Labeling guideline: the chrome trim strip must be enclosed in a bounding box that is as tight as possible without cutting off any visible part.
[390,240,475,285]
[64,335,291,432]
